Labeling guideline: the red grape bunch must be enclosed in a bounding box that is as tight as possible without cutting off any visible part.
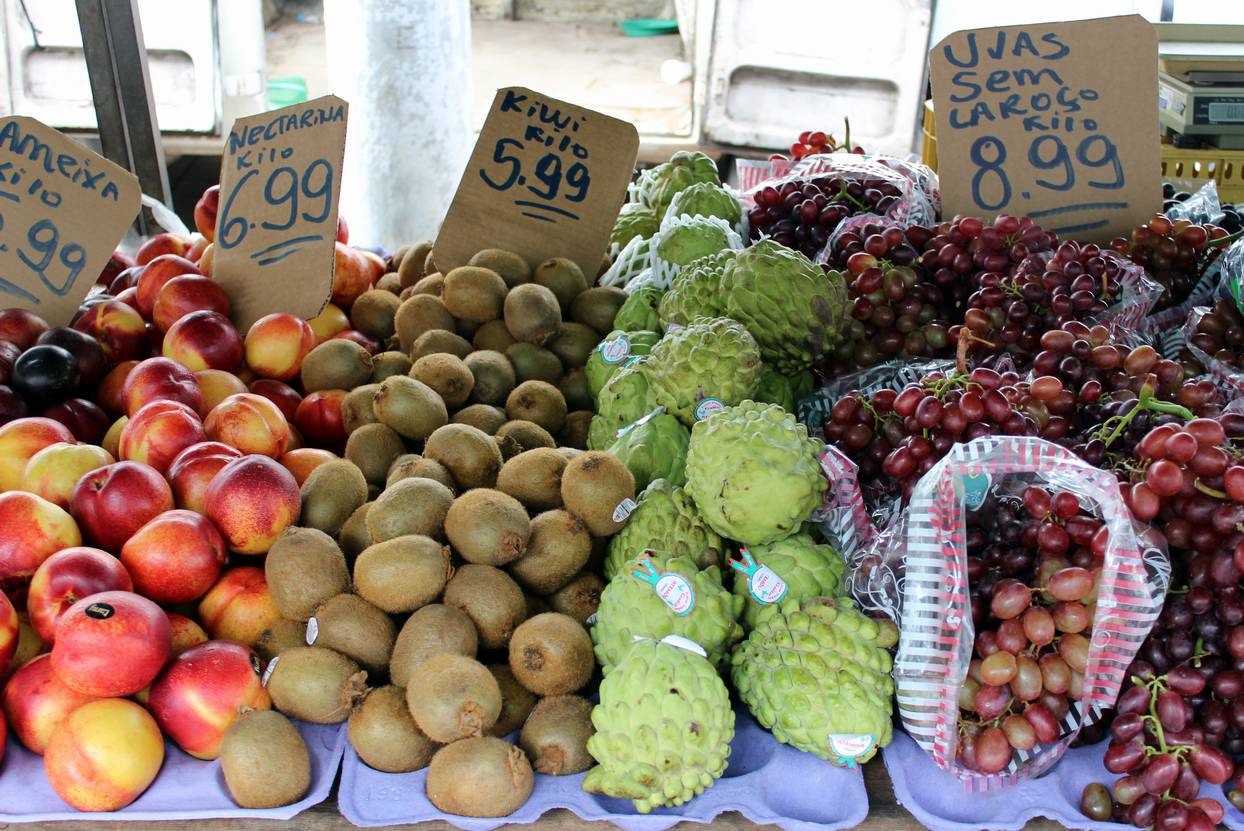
[1109,214,1231,311]
[917,214,1059,313]
[746,176,905,260]
[1184,298,1244,372]
[769,126,866,162]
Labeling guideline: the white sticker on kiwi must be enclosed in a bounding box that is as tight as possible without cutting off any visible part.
[305,617,319,645]
[261,655,280,687]
[612,497,637,523]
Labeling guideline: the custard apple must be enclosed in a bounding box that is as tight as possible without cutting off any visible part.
[732,597,894,763]
[731,531,847,630]
[658,251,734,331]
[646,317,762,426]
[641,151,721,217]
[652,218,732,270]
[611,204,660,250]
[665,182,742,228]
[607,413,690,492]
[589,356,657,450]
[754,365,816,416]
[592,552,743,673]
[583,638,733,813]
[684,401,827,545]
[720,240,850,373]
[613,286,663,332]
[586,330,660,399]
[605,479,723,580]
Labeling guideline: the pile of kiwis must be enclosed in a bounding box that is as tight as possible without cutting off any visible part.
[259,244,639,818]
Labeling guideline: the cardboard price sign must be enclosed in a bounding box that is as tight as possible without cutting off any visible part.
[213,95,348,330]
[0,117,139,325]
[434,87,640,279]
[930,15,1159,241]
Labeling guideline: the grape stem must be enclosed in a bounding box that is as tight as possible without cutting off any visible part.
[1193,479,1228,500]
[1095,384,1195,448]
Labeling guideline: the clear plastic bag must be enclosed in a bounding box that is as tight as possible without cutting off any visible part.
[1164,181,1225,226]
[1182,305,1244,397]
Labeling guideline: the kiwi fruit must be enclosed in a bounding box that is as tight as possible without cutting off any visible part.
[264,646,367,724]
[399,287,414,301]
[426,737,533,818]
[366,476,454,543]
[386,454,455,491]
[344,423,405,487]
[507,613,593,695]
[548,571,603,625]
[398,241,433,288]
[407,654,501,742]
[487,664,538,738]
[412,329,472,361]
[424,249,438,274]
[464,350,516,406]
[299,460,368,537]
[557,447,583,464]
[350,290,400,340]
[371,351,412,382]
[341,383,380,434]
[560,411,593,450]
[411,273,444,297]
[507,510,590,595]
[598,252,612,277]
[265,527,350,621]
[307,593,396,676]
[220,710,311,808]
[496,448,565,511]
[469,249,531,289]
[390,244,411,274]
[443,266,508,323]
[443,564,527,650]
[505,380,567,434]
[390,604,478,686]
[570,286,627,335]
[456,317,481,340]
[375,272,402,295]
[349,686,438,773]
[505,342,562,385]
[473,319,516,353]
[410,353,474,410]
[339,502,373,561]
[354,535,449,614]
[559,369,593,412]
[561,451,636,536]
[444,489,530,566]
[548,322,599,369]
[453,404,507,435]
[423,423,504,490]
[301,339,374,392]
[395,295,455,353]
[495,420,555,457]
[533,258,587,313]
[255,618,307,663]
[525,593,550,619]
[519,695,594,775]
[373,375,448,441]
[503,284,562,346]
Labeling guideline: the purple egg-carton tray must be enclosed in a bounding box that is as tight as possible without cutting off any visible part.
[0,721,345,822]
[885,730,1244,831]
[339,705,868,831]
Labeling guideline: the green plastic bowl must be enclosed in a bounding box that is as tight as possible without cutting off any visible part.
[268,76,308,108]
[619,18,678,37]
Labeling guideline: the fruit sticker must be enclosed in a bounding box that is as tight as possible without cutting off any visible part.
[694,397,724,421]
[729,548,788,605]
[612,497,637,524]
[84,602,115,620]
[959,472,991,511]
[261,654,279,686]
[599,335,631,365]
[657,633,708,658]
[632,552,695,616]
[614,406,665,440]
[825,734,876,768]
[305,616,320,645]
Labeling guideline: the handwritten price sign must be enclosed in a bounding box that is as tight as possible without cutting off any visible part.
[434,87,639,278]
[0,117,139,325]
[213,95,348,330]
[930,15,1159,241]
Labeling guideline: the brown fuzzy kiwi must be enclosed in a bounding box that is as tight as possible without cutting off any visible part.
[495,420,556,458]
[307,594,396,677]
[342,383,380,434]
[444,489,530,566]
[547,571,603,625]
[505,343,563,386]
[349,686,438,773]
[366,476,454,543]
[456,317,481,340]
[443,267,508,323]
[264,646,367,724]
[398,241,433,288]
[507,613,593,695]
[464,350,516,406]
[255,619,307,663]
[557,447,583,464]
[559,369,593,412]
[519,695,595,775]
[487,664,538,738]
[473,319,517,353]
[423,423,504,490]
[265,527,350,621]
[533,258,587,313]
[390,604,478,686]
[410,353,474,410]
[339,502,373,562]
[548,322,599,369]
[598,252,612,277]
[411,274,444,296]
[424,249,438,275]
[412,329,472,361]
[301,339,374,392]
[561,451,636,536]
[470,249,531,289]
[396,295,455,353]
[495,448,565,511]
[345,423,406,487]
[559,411,593,450]
[350,290,401,340]
[570,286,627,335]
[354,535,451,614]
[299,460,368,537]
[399,287,414,301]
[503,284,562,346]
[443,564,526,650]
[371,351,413,382]
[375,272,402,295]
[406,654,501,742]
[373,375,448,441]
[426,737,533,818]
[505,380,568,434]
[507,510,590,595]
[386,454,456,491]
[389,244,412,274]
[453,404,507,435]
[221,710,311,808]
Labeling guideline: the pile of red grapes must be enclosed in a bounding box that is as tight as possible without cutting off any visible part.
[1109,214,1231,311]
[1184,298,1244,371]
[916,214,1059,312]
[746,176,905,259]
[769,127,866,162]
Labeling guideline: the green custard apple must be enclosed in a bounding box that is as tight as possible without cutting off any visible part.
[604,479,723,580]
[646,317,762,426]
